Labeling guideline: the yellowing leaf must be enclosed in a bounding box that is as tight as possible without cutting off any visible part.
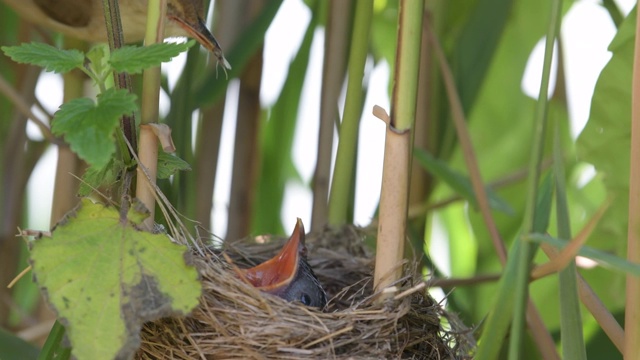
[30,199,201,360]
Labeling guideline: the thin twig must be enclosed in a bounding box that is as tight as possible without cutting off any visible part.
[0,74,55,143]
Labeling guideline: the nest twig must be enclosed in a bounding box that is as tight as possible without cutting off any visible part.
[137,225,474,359]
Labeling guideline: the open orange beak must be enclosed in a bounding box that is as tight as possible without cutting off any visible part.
[230,219,305,292]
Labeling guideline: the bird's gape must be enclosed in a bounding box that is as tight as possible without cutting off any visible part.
[227,219,328,308]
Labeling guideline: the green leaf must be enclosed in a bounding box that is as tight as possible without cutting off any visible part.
[453,0,514,113]
[0,326,39,360]
[1,42,84,73]
[51,88,138,168]
[414,148,514,215]
[29,199,201,360]
[157,151,191,179]
[576,7,635,255]
[109,41,194,74]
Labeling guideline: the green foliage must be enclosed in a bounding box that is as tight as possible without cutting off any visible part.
[157,151,191,179]
[51,88,137,168]
[29,199,201,360]
[577,8,635,254]
[109,41,195,74]
[1,42,84,73]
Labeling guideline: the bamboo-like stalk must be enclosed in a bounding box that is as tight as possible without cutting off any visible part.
[194,0,238,231]
[327,0,373,226]
[373,0,423,295]
[311,0,352,231]
[373,106,410,294]
[625,3,640,358]
[135,0,166,231]
[226,0,264,240]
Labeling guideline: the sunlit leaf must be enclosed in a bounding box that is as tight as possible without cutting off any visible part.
[576,7,635,254]
[29,199,201,360]
[109,41,194,74]
[1,42,83,73]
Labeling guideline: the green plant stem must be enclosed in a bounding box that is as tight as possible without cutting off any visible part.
[102,0,137,157]
[311,0,352,231]
[327,0,373,226]
[135,0,165,230]
[37,320,70,360]
[508,0,562,358]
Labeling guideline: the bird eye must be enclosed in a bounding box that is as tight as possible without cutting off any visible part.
[300,293,311,306]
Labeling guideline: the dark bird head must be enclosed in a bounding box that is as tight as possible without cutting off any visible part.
[229,219,327,308]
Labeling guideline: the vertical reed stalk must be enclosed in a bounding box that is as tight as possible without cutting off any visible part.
[327,0,373,226]
[373,0,424,295]
[509,0,562,357]
[624,3,640,358]
[135,0,166,230]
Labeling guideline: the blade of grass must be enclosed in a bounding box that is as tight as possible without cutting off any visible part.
[327,0,373,226]
[37,320,70,360]
[540,243,625,353]
[553,119,587,359]
[508,0,562,357]
[626,2,640,357]
[475,175,555,360]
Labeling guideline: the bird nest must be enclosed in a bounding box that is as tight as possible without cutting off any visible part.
[136,225,474,359]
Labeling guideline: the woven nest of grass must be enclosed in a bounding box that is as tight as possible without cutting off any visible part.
[136,225,474,359]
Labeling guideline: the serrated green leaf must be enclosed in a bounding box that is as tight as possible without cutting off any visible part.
[30,199,201,360]
[1,42,84,73]
[51,89,138,168]
[109,41,194,74]
[157,151,191,179]
[414,148,514,215]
